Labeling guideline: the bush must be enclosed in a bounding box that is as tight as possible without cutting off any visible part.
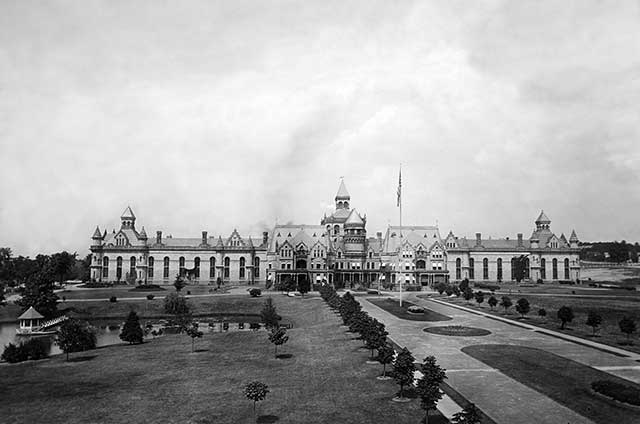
[407,305,425,314]
[109,296,117,303]
[1,343,27,363]
[146,294,155,300]
[249,288,262,297]
[591,380,640,406]
[536,278,544,284]
[474,282,500,291]
[404,285,422,292]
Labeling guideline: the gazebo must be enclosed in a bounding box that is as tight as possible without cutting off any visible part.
[17,306,44,333]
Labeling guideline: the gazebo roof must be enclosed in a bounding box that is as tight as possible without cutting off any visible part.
[18,306,44,320]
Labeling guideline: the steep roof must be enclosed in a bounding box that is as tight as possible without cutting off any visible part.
[269,224,326,253]
[569,230,579,242]
[344,209,364,226]
[536,210,550,223]
[121,206,136,220]
[382,226,442,253]
[139,227,148,239]
[336,179,350,199]
[18,306,44,320]
[92,226,102,239]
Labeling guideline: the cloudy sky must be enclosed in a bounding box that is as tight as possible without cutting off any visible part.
[1,0,639,256]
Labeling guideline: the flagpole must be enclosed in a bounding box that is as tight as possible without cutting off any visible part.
[398,164,402,307]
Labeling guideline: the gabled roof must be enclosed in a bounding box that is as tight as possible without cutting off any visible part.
[336,179,350,199]
[92,226,102,239]
[536,210,550,223]
[559,233,568,244]
[121,206,136,220]
[19,306,44,320]
[569,230,579,242]
[139,227,148,239]
[268,224,326,253]
[382,226,442,253]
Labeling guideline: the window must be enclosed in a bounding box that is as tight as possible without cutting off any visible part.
[116,256,123,280]
[564,258,570,280]
[455,258,461,280]
[483,258,489,280]
[254,257,260,277]
[224,257,230,278]
[148,257,154,278]
[194,257,200,278]
[130,256,136,279]
[210,257,216,278]
[179,257,185,277]
[497,258,502,281]
[469,258,475,280]
[163,257,170,278]
[334,225,340,235]
[540,258,546,280]
[239,257,246,279]
[552,258,558,280]
[102,257,109,278]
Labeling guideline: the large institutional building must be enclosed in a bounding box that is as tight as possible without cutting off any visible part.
[89,180,581,288]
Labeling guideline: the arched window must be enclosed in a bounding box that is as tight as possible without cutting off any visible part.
[194,257,200,278]
[455,258,461,280]
[497,258,503,281]
[209,257,216,278]
[163,257,170,278]
[334,225,340,235]
[469,258,475,280]
[130,256,136,280]
[483,258,489,280]
[224,257,230,278]
[102,257,109,278]
[540,258,546,280]
[148,256,154,278]
[117,256,122,280]
[564,258,570,280]
[254,257,260,277]
[239,257,246,279]
[416,259,426,269]
[179,257,185,277]
[552,258,558,280]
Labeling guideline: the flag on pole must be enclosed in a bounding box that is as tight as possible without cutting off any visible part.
[396,167,402,207]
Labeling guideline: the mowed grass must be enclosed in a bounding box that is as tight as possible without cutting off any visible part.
[462,344,640,424]
[368,298,452,321]
[0,296,443,424]
[438,294,640,354]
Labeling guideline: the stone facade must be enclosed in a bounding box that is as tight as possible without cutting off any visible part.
[90,183,581,287]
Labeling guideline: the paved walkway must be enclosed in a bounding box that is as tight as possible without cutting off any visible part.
[357,292,640,424]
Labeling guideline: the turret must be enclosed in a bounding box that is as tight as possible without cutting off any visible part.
[343,209,366,254]
[535,210,551,231]
[335,178,350,210]
[121,206,136,230]
[139,227,148,246]
[569,230,579,249]
[91,226,103,247]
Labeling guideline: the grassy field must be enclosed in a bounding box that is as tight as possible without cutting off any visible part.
[57,284,229,300]
[432,293,640,354]
[462,344,640,424]
[368,298,452,321]
[0,295,446,424]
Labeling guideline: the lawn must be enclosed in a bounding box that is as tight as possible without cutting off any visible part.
[0,295,446,424]
[432,294,640,354]
[367,298,452,321]
[462,344,640,424]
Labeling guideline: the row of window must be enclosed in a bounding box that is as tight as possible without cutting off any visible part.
[101,256,260,279]
[454,258,571,280]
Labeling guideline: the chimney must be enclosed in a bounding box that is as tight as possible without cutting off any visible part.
[475,233,482,247]
[202,231,208,245]
[263,231,269,245]
[156,231,162,245]
[377,232,382,239]
[517,233,523,247]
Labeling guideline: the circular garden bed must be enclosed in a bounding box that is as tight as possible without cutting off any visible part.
[423,325,491,337]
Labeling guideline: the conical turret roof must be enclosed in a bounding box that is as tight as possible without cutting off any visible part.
[18,306,44,320]
[139,227,148,239]
[535,210,550,223]
[121,206,136,219]
[335,179,350,199]
[344,209,364,226]
[569,230,579,242]
[92,226,102,239]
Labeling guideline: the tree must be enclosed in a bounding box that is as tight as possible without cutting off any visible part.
[487,296,497,310]
[538,308,547,319]
[499,296,512,314]
[125,271,137,286]
[17,273,59,318]
[298,278,310,297]
[435,282,447,295]
[174,274,186,292]
[376,342,395,379]
[459,278,469,292]
[363,320,387,359]
[268,327,289,357]
[392,347,415,400]
[0,247,12,284]
[50,251,76,285]
[56,319,97,361]
[474,291,484,306]
[244,381,269,417]
[119,311,144,344]
[515,298,530,318]
[185,322,203,352]
[619,316,637,341]
[557,306,574,330]
[0,283,6,307]
[451,403,482,424]
[260,297,281,330]
[586,311,603,336]
[416,355,447,424]
[164,292,190,315]
[463,286,474,303]
[512,255,528,282]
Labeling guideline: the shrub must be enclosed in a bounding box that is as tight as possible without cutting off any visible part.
[536,278,544,284]
[435,282,447,295]
[591,380,640,406]
[249,288,262,297]
[109,296,117,303]
[407,305,425,314]
[120,311,144,344]
[0,340,45,363]
[619,316,637,341]
[1,343,26,363]
[557,306,574,329]
[538,308,547,318]
[146,294,155,300]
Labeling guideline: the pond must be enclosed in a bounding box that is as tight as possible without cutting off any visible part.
[0,317,264,358]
